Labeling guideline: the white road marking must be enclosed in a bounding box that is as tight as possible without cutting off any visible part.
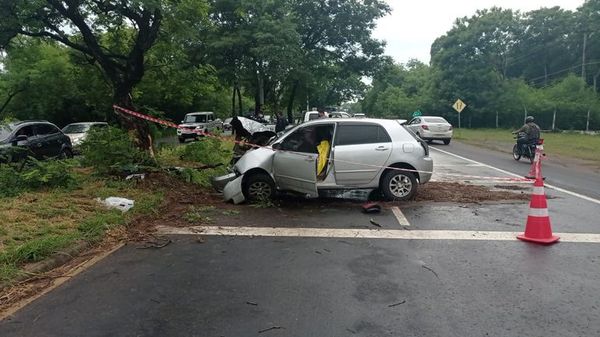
[430,146,600,206]
[391,206,410,226]
[156,226,600,243]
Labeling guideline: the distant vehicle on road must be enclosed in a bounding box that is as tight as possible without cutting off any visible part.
[406,116,453,145]
[62,122,108,151]
[353,113,366,118]
[299,110,328,123]
[0,120,73,162]
[213,118,433,203]
[177,112,222,143]
[329,111,352,119]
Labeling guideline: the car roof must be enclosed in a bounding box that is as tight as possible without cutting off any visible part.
[186,112,214,115]
[65,122,107,125]
[10,120,50,126]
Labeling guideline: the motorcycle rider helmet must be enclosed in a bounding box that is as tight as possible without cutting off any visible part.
[525,116,535,123]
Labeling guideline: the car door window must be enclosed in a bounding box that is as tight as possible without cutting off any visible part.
[35,124,60,136]
[280,125,334,153]
[15,125,35,139]
[334,124,390,146]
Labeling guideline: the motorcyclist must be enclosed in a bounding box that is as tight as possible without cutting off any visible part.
[512,116,540,152]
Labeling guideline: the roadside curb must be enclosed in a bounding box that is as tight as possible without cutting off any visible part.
[0,241,91,291]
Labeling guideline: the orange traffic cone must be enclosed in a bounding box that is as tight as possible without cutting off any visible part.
[525,140,543,179]
[517,169,559,244]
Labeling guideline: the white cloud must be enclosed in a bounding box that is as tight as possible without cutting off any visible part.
[374,0,584,65]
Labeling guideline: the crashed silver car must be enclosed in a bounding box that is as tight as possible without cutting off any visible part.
[212,118,433,203]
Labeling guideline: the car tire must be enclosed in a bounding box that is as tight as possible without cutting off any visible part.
[243,173,276,202]
[178,137,186,144]
[59,148,73,159]
[381,170,417,201]
[443,139,451,145]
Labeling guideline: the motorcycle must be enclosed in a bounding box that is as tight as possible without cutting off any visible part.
[512,132,537,163]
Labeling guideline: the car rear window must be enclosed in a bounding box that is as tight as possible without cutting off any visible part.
[335,124,391,146]
[63,124,90,133]
[423,117,448,123]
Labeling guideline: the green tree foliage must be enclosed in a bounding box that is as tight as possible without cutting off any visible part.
[362,2,600,130]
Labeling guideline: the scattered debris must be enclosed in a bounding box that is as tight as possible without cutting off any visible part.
[196,236,205,244]
[246,301,258,306]
[315,250,322,255]
[346,328,357,334]
[388,300,406,307]
[361,202,381,214]
[97,197,135,212]
[493,184,528,191]
[125,173,146,181]
[369,218,381,227]
[422,265,439,279]
[258,326,283,334]
[137,236,172,249]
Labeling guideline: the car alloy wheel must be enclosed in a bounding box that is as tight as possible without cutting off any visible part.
[243,172,276,202]
[389,174,412,198]
[248,181,272,200]
[381,170,417,201]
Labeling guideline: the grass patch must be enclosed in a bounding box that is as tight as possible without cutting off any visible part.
[453,128,600,165]
[0,175,163,286]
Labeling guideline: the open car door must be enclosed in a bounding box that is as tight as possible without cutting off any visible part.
[272,125,324,197]
[272,151,318,197]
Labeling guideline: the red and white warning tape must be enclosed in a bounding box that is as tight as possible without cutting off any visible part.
[113,105,535,183]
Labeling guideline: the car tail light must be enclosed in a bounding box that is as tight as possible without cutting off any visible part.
[421,125,429,130]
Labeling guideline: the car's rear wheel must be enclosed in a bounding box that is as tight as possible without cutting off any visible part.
[178,137,186,144]
[512,144,521,161]
[243,173,276,202]
[381,170,417,201]
[443,139,451,145]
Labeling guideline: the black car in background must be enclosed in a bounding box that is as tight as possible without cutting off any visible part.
[0,121,73,162]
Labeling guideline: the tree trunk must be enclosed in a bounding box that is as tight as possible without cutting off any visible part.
[594,68,600,92]
[236,85,243,116]
[231,84,236,117]
[286,81,299,124]
[113,83,154,158]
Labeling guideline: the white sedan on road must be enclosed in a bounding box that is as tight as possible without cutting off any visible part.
[406,116,453,145]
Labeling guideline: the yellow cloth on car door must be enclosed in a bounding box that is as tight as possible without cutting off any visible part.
[317,140,330,176]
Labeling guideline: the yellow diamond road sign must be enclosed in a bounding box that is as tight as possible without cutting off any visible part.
[453,99,466,113]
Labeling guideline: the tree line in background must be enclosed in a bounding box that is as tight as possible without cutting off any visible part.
[361,1,600,130]
[0,0,388,129]
[1,0,599,133]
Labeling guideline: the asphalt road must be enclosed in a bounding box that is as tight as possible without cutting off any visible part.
[2,141,600,337]
[431,141,600,201]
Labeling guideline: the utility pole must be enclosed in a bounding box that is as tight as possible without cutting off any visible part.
[495,111,499,128]
[586,108,591,132]
[552,107,557,131]
[582,33,588,80]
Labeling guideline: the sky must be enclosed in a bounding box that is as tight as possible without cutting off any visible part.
[373,0,585,65]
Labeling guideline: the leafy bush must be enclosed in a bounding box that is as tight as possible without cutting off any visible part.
[80,126,155,175]
[180,138,230,165]
[0,159,78,198]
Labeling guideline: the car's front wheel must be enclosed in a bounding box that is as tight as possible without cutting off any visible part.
[59,148,73,159]
[381,170,417,201]
[443,139,451,145]
[243,173,276,202]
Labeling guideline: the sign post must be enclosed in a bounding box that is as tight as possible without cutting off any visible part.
[452,99,467,128]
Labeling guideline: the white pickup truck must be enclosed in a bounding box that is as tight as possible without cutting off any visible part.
[177,112,223,143]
